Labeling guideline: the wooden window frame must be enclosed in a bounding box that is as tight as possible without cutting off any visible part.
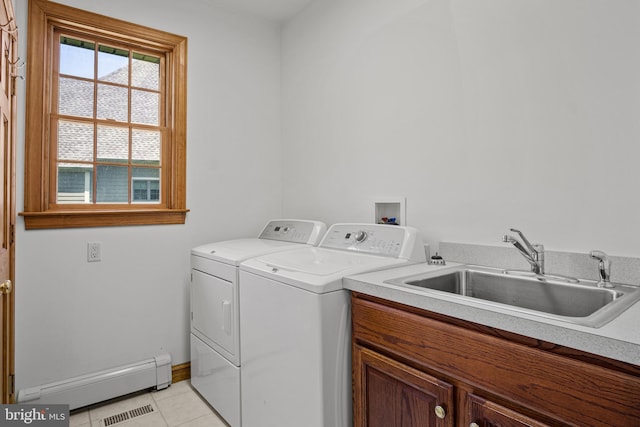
[20,0,188,229]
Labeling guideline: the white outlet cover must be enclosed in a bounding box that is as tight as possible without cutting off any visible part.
[87,242,101,262]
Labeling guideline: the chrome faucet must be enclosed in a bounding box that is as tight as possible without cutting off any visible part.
[590,250,613,288]
[502,228,544,274]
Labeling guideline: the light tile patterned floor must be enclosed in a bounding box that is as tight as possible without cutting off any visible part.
[69,381,229,427]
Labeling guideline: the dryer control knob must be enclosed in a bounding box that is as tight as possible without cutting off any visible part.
[354,231,368,243]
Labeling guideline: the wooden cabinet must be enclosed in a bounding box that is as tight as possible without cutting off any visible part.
[353,344,454,426]
[351,292,640,427]
[465,393,552,427]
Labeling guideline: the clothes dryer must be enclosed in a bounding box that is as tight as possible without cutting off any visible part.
[239,223,426,427]
[190,219,326,427]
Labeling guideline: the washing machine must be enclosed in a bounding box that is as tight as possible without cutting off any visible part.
[190,219,327,427]
[238,223,427,427]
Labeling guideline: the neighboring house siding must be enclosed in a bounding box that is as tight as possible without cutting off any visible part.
[58,168,88,193]
[59,165,159,203]
[96,165,128,202]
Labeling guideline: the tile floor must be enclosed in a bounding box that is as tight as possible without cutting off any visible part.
[69,380,229,427]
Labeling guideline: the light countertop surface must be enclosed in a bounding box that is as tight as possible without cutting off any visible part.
[344,262,640,366]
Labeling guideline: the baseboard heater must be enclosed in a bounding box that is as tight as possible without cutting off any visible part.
[17,354,172,411]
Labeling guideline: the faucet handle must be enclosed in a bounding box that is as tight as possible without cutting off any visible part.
[509,228,539,254]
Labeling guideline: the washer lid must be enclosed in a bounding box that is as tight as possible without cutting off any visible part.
[240,247,412,293]
[259,247,398,275]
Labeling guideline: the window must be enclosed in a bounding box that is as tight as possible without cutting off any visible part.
[21,0,188,229]
[57,37,163,205]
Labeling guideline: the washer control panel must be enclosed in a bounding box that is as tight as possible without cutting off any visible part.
[320,223,415,258]
[259,220,327,244]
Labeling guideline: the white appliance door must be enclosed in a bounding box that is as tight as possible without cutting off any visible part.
[239,270,351,427]
[191,334,241,426]
[191,269,238,363]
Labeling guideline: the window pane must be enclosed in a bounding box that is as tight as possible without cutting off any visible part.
[97,125,129,163]
[132,180,148,201]
[57,120,94,161]
[96,165,129,203]
[97,83,128,122]
[132,53,159,90]
[131,89,159,125]
[59,77,94,118]
[98,45,129,85]
[132,167,159,179]
[132,167,160,202]
[57,163,92,204]
[132,129,160,166]
[59,37,94,79]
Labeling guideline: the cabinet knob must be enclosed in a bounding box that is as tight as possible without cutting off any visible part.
[0,280,11,294]
[470,423,480,427]
[434,405,446,419]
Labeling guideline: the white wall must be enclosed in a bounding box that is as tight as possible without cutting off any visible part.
[14,0,640,395]
[15,0,282,389]
[281,0,640,257]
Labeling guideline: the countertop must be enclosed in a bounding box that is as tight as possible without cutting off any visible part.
[344,262,640,366]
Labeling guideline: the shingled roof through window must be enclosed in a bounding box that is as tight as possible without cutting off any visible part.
[58,60,161,163]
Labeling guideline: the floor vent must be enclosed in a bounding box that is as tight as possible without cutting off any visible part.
[102,404,155,426]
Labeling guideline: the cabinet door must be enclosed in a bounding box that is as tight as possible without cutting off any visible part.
[466,393,555,427]
[354,344,454,427]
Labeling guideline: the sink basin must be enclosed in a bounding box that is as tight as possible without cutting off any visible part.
[385,266,640,327]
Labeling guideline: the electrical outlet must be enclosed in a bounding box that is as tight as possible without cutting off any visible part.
[87,242,101,262]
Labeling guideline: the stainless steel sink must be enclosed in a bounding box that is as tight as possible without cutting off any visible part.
[385,266,640,327]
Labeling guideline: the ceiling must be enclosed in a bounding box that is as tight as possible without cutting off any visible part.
[208,0,315,22]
